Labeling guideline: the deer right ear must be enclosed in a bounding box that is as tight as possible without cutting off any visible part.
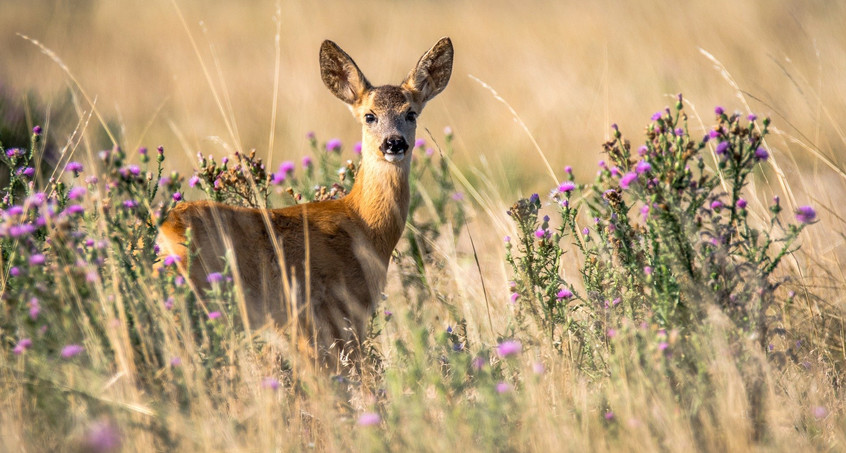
[320,40,371,105]
[402,37,454,105]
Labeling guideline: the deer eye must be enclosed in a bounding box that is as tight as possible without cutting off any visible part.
[406,111,417,122]
[364,113,377,124]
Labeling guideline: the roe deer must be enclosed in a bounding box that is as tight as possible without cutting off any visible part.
[157,38,453,367]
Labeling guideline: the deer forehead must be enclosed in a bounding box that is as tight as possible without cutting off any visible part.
[356,86,416,115]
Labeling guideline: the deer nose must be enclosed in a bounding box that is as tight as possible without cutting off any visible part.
[380,136,409,154]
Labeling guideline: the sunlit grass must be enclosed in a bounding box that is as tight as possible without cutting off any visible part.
[1,1,846,451]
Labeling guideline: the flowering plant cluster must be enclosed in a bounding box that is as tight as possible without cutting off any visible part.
[0,131,190,383]
[506,96,815,368]
[188,134,360,210]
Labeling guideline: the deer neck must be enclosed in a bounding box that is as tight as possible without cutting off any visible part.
[345,148,411,261]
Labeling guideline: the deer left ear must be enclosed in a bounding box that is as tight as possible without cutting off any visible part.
[402,37,453,105]
[320,40,372,105]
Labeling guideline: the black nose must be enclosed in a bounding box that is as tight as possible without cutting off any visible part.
[380,136,409,154]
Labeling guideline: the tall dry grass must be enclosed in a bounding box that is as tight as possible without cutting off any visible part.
[1,0,845,451]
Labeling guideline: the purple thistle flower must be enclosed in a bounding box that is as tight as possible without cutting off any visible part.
[674,128,684,136]
[736,198,747,209]
[504,235,511,243]
[534,228,547,239]
[558,181,576,193]
[658,342,669,351]
[472,356,486,370]
[353,142,362,155]
[82,420,121,453]
[451,192,464,201]
[13,338,33,355]
[29,298,40,320]
[280,161,295,174]
[170,357,181,367]
[358,412,381,427]
[795,206,817,224]
[711,200,723,210]
[208,311,222,320]
[532,362,545,375]
[33,125,42,135]
[19,167,35,177]
[557,288,573,300]
[510,292,519,303]
[325,138,342,152]
[68,186,87,200]
[29,254,46,265]
[529,193,539,203]
[271,171,286,185]
[66,161,84,173]
[8,205,24,216]
[640,204,650,221]
[206,272,224,284]
[496,382,512,393]
[157,146,164,155]
[812,406,828,419]
[564,165,572,174]
[635,161,652,174]
[61,344,84,358]
[9,224,36,238]
[425,147,434,157]
[709,129,721,139]
[443,126,453,136]
[748,113,758,122]
[605,411,615,421]
[306,131,316,140]
[172,192,182,202]
[138,147,148,156]
[415,138,425,148]
[27,192,45,207]
[302,156,313,168]
[262,377,280,391]
[637,145,648,156]
[122,199,137,209]
[715,141,729,155]
[644,266,653,275]
[619,172,638,189]
[582,227,590,235]
[9,267,20,277]
[651,112,662,121]
[163,254,181,267]
[66,205,84,216]
[754,147,769,161]
[715,106,724,115]
[607,328,617,338]
[188,175,200,188]
[496,340,522,358]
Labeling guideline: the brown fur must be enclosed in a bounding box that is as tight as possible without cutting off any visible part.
[158,38,453,368]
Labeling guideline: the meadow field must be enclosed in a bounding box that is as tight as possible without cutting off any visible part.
[1,0,845,451]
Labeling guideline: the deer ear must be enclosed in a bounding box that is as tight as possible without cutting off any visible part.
[320,40,371,105]
[402,37,453,105]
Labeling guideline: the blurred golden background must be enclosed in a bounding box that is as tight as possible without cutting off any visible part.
[2,0,845,200]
